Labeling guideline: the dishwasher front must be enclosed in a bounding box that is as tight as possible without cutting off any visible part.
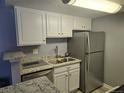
[21,69,53,82]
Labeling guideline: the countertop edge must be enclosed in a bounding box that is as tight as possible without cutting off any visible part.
[21,59,82,75]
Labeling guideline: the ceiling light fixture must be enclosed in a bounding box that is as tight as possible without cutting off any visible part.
[62,0,122,13]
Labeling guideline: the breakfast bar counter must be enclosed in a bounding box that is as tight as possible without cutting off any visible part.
[0,76,60,93]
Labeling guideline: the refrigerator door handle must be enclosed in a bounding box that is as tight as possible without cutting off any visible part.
[86,55,88,71]
[87,33,91,72]
[88,54,91,72]
[86,54,91,72]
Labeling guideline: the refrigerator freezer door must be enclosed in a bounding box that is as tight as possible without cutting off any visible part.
[85,52,104,93]
[89,32,105,52]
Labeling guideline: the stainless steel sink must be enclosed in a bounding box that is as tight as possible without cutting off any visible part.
[48,57,75,64]
[61,57,75,62]
[22,60,49,69]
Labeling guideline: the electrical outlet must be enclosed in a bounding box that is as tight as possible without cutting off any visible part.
[33,48,39,55]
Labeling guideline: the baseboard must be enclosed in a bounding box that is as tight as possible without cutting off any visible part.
[103,83,113,90]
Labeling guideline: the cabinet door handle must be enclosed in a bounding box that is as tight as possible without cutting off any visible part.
[58,33,60,35]
[62,33,63,35]
[43,40,46,42]
[65,74,68,77]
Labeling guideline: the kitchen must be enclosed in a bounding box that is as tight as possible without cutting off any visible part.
[0,0,124,93]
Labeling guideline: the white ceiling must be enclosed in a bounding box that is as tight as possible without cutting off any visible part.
[6,0,124,18]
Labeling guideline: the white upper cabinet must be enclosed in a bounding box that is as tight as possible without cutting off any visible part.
[46,12,61,38]
[74,17,91,30]
[46,12,73,38]
[15,6,92,41]
[15,6,46,46]
[61,15,73,37]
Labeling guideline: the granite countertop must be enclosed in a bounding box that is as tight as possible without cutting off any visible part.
[0,76,60,93]
[3,52,81,75]
[21,56,82,75]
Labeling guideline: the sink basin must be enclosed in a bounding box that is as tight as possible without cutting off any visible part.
[22,60,49,69]
[60,57,75,62]
[48,57,75,64]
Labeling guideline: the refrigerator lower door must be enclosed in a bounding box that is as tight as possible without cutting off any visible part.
[85,52,104,93]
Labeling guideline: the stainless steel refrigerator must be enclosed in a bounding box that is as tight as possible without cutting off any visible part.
[67,31,105,93]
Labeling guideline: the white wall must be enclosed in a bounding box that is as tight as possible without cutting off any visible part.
[92,12,124,86]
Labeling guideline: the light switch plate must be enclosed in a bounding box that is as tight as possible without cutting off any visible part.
[33,48,39,55]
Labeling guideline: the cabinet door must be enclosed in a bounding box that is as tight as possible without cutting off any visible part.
[15,6,46,46]
[61,15,73,37]
[83,18,91,30]
[74,17,91,30]
[54,72,68,93]
[69,68,80,91]
[46,12,61,38]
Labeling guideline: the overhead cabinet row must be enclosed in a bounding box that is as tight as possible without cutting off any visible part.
[15,6,91,46]
[46,12,73,38]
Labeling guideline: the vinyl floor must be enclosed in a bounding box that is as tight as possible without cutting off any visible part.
[76,86,111,93]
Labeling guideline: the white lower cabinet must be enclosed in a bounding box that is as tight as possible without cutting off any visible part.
[54,63,80,93]
[69,69,80,91]
[54,72,68,93]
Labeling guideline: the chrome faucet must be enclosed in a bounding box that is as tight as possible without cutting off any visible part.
[55,46,59,58]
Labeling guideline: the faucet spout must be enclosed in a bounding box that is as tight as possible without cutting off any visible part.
[55,46,59,58]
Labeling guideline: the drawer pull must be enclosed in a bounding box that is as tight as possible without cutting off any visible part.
[65,74,68,77]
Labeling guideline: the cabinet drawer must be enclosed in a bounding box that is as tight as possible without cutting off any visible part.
[54,63,80,74]
[54,66,67,74]
[66,63,80,70]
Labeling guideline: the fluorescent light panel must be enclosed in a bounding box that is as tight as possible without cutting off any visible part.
[67,0,122,13]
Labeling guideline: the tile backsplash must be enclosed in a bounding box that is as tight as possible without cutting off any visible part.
[38,38,67,57]
[3,39,67,60]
